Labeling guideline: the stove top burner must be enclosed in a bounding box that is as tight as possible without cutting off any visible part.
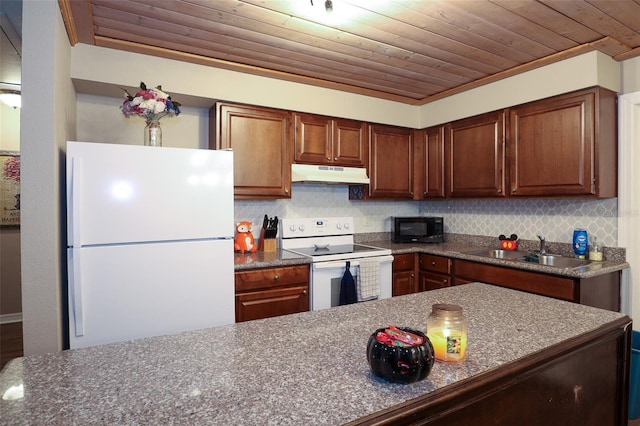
[280,217,392,262]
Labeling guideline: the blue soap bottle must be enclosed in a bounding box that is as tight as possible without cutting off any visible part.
[573,229,588,259]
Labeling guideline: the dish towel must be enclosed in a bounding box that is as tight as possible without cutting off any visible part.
[357,258,380,302]
[339,261,358,305]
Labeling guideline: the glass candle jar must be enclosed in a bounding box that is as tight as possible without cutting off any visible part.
[426,303,467,363]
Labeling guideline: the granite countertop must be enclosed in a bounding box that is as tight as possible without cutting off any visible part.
[362,240,629,279]
[234,249,311,270]
[234,239,628,279]
[0,283,629,425]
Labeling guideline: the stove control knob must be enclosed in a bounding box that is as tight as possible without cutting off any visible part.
[344,223,350,229]
[299,225,305,231]
[289,225,296,232]
[336,223,342,229]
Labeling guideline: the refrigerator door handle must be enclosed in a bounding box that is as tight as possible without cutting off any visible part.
[69,156,82,247]
[68,248,85,337]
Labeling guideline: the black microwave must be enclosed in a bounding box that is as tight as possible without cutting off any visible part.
[392,217,444,243]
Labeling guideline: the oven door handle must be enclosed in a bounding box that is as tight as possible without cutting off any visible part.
[312,255,394,270]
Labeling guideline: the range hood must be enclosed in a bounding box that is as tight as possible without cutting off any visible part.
[291,163,370,185]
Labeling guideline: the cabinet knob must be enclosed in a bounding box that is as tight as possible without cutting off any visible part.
[274,275,280,281]
[302,290,307,294]
[443,279,448,283]
[285,188,289,194]
[327,156,331,160]
[431,261,436,266]
[497,189,502,193]
[334,157,338,161]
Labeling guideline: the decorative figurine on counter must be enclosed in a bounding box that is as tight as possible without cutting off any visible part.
[234,221,258,253]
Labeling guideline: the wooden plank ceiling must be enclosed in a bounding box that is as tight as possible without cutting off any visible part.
[60,0,640,105]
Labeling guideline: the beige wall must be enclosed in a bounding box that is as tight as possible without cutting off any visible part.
[21,0,76,355]
[419,51,620,127]
[621,56,640,94]
[0,80,22,319]
[1,103,20,151]
[70,44,420,128]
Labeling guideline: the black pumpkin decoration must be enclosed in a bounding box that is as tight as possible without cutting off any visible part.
[366,327,435,384]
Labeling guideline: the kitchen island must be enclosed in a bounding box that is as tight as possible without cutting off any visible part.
[0,284,631,425]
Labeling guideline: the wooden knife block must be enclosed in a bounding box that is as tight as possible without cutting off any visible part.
[259,229,277,252]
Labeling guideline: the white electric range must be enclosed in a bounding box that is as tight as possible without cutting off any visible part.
[280,217,393,310]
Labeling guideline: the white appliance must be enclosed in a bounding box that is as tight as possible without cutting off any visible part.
[280,217,393,311]
[66,141,235,349]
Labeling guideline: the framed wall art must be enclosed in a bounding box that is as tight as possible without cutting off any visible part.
[1,151,20,227]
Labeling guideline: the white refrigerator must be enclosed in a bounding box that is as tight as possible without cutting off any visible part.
[66,141,235,349]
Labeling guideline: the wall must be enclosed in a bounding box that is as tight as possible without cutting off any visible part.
[621,57,640,94]
[20,1,76,355]
[70,44,419,128]
[419,52,620,127]
[0,74,22,320]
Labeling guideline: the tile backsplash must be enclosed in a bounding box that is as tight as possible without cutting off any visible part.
[234,184,618,247]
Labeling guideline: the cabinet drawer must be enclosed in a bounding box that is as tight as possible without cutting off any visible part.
[393,253,415,272]
[236,284,309,322]
[419,254,451,274]
[235,265,309,292]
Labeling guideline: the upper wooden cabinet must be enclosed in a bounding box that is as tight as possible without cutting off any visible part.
[415,126,446,199]
[368,124,414,199]
[293,112,366,167]
[509,87,617,198]
[446,110,507,198]
[210,103,292,199]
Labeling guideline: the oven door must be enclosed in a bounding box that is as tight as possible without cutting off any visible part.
[310,255,394,311]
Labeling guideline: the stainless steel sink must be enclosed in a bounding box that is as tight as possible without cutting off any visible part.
[534,254,591,268]
[465,249,524,260]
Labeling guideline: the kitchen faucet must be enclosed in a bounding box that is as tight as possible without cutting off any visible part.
[537,235,546,254]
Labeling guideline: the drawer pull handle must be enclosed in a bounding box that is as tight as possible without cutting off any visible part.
[274,275,280,280]
[431,261,436,266]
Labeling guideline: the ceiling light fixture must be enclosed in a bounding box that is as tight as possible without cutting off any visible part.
[0,90,21,109]
[325,0,333,12]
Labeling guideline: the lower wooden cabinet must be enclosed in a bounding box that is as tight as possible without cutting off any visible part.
[393,252,620,311]
[455,259,620,311]
[418,253,452,291]
[235,265,309,322]
[392,253,417,296]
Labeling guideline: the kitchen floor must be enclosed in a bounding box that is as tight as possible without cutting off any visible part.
[0,323,638,424]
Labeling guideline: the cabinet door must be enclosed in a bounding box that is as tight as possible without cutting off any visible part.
[368,124,414,199]
[294,112,332,164]
[333,118,367,166]
[509,90,595,196]
[419,271,450,291]
[422,126,445,198]
[212,103,292,199]
[294,114,366,167]
[236,285,309,322]
[393,270,417,296]
[392,253,417,296]
[446,111,506,198]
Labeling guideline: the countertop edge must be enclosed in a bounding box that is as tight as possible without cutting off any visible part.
[234,243,628,279]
